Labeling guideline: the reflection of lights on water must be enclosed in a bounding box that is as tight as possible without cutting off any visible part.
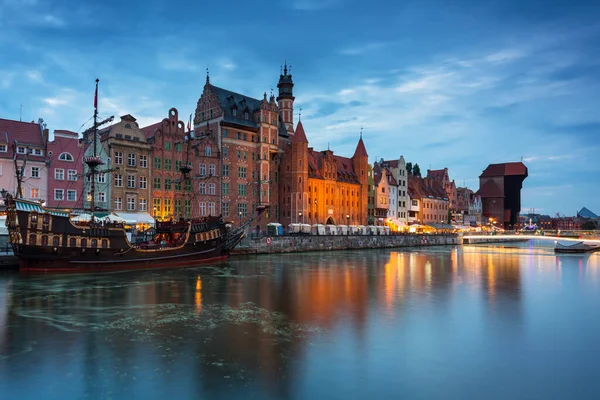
[195,276,202,314]
[425,261,432,288]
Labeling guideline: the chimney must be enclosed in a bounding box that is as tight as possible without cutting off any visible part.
[43,128,49,145]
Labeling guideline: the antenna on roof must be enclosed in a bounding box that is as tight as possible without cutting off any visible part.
[20,104,22,122]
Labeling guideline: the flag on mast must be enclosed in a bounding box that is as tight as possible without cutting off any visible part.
[94,81,98,109]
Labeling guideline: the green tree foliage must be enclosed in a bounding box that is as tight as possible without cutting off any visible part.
[581,220,597,230]
[406,162,413,176]
[413,163,421,177]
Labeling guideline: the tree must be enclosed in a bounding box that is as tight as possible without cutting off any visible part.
[413,163,421,177]
[406,162,413,176]
[581,220,597,230]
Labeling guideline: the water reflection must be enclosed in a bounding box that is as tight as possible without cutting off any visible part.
[1,247,600,399]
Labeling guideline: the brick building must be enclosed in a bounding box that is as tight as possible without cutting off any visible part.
[427,168,457,210]
[281,123,369,227]
[191,65,369,230]
[142,108,196,221]
[408,175,450,225]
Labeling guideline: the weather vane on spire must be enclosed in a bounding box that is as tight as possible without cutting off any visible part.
[206,66,210,84]
[360,126,364,138]
[299,106,302,121]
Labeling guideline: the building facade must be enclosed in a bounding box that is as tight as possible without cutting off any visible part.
[380,156,409,225]
[477,162,528,229]
[367,164,375,224]
[192,65,368,231]
[46,130,84,210]
[427,168,457,211]
[100,115,153,224]
[409,175,450,225]
[141,108,194,221]
[83,126,111,212]
[280,122,369,227]
[372,164,391,225]
[0,118,49,204]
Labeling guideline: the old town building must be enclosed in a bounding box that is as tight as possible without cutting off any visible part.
[46,129,84,210]
[142,108,195,221]
[367,165,375,224]
[372,164,392,225]
[99,115,153,226]
[83,125,111,213]
[0,118,49,204]
[380,156,409,225]
[192,65,368,231]
[281,123,369,227]
[408,175,450,225]
[427,168,457,211]
[193,71,286,230]
[477,162,528,229]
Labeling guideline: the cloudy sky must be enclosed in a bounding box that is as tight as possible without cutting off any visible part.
[1,0,599,216]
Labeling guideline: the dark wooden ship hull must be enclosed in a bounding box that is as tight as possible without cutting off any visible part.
[554,241,600,254]
[4,195,245,274]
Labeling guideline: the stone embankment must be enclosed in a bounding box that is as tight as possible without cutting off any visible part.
[231,234,458,255]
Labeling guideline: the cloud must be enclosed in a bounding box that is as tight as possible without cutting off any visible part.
[26,70,43,83]
[339,42,390,56]
[42,14,65,27]
[288,0,341,11]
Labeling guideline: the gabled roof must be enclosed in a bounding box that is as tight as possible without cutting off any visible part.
[427,168,447,181]
[0,118,46,160]
[478,179,504,198]
[480,162,528,178]
[140,121,162,140]
[353,137,368,158]
[578,207,598,219]
[292,121,308,143]
[210,84,262,129]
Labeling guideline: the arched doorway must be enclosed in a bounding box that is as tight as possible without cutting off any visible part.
[326,216,335,225]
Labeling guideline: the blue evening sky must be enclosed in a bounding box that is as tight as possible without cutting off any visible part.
[1,0,599,216]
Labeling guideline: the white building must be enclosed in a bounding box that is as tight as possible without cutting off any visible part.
[380,156,409,226]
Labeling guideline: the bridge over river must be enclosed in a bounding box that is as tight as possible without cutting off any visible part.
[462,232,600,245]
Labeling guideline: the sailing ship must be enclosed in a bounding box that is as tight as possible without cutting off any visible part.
[3,79,263,273]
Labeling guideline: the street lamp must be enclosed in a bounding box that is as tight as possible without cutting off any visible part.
[239,211,242,226]
[299,212,302,225]
[153,206,157,218]
[346,214,350,235]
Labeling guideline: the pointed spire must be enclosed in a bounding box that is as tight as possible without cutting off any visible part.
[298,106,302,121]
[292,121,308,143]
[352,130,368,158]
[264,92,267,101]
[284,59,288,75]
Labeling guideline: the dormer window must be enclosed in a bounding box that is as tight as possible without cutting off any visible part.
[124,123,132,129]
[59,152,74,161]
[244,112,249,120]
[17,146,26,154]
[232,108,237,117]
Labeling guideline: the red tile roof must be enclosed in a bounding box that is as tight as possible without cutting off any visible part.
[0,118,46,160]
[353,137,368,158]
[292,121,308,143]
[140,121,162,140]
[427,168,447,181]
[480,162,528,178]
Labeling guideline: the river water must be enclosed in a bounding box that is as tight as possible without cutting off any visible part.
[1,243,600,399]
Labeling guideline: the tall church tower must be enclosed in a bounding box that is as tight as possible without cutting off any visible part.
[352,133,369,225]
[277,62,295,136]
[290,121,309,223]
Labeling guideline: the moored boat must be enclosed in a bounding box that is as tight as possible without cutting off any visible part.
[3,193,250,273]
[554,241,600,254]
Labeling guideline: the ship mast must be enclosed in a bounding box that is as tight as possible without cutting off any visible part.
[82,79,115,222]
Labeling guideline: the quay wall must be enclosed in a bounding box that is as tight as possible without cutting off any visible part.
[463,237,529,244]
[232,234,458,255]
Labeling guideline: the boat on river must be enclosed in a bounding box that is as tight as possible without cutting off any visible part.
[554,241,600,254]
[3,79,260,273]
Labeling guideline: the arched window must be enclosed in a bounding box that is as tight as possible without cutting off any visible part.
[101,239,109,248]
[81,238,87,248]
[41,235,49,246]
[53,236,60,247]
[91,239,98,248]
[58,152,74,161]
[69,237,77,247]
[29,234,36,245]
[204,146,212,156]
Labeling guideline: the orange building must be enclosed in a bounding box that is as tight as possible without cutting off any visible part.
[279,122,369,226]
